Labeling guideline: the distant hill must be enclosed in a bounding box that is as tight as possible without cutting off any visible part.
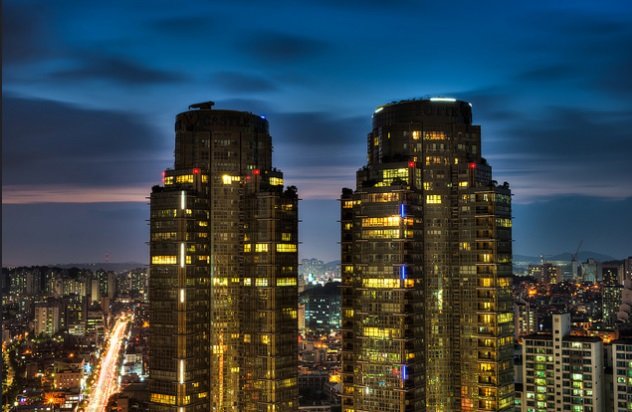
[45,262,146,272]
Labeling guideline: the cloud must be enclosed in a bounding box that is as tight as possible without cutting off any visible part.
[2,2,57,63]
[239,31,329,63]
[49,56,189,86]
[482,105,632,201]
[2,95,170,196]
[212,71,278,93]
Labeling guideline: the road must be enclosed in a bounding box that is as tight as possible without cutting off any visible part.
[85,314,131,412]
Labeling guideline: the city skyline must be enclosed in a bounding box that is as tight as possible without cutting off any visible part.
[3,1,632,265]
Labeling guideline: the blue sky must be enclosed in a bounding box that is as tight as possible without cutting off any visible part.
[3,0,632,265]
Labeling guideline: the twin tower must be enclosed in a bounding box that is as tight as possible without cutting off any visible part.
[148,99,514,412]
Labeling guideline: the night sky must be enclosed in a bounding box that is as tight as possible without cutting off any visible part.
[3,1,632,265]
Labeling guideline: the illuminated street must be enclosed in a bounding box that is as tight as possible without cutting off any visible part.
[85,314,131,412]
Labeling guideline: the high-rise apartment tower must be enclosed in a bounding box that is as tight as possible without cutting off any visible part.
[149,102,299,412]
[341,98,514,412]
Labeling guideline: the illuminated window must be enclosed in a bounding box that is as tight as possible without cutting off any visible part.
[261,334,270,344]
[222,174,240,185]
[151,255,177,265]
[426,195,442,204]
[412,130,421,140]
[361,216,400,227]
[243,278,252,286]
[175,174,194,183]
[255,278,268,287]
[255,243,269,252]
[150,394,176,405]
[276,244,297,253]
[276,277,297,286]
[269,177,283,186]
[423,131,446,140]
[244,244,252,252]
[163,176,174,185]
[423,182,432,190]
[496,218,512,228]
[362,229,400,239]
[362,278,400,288]
[459,181,469,188]
[459,242,471,251]
[281,233,291,241]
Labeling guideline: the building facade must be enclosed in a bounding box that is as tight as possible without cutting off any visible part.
[341,98,514,412]
[149,102,298,412]
[522,313,603,412]
[612,338,632,412]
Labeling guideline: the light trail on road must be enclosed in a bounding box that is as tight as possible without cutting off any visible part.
[85,314,131,412]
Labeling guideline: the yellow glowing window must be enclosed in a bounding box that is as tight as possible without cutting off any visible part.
[276,277,297,286]
[481,254,493,263]
[362,229,400,239]
[255,243,269,252]
[243,278,252,286]
[152,255,177,265]
[363,327,399,339]
[281,203,293,211]
[176,174,194,183]
[150,393,176,405]
[498,313,513,323]
[361,216,400,227]
[362,278,400,288]
[212,278,228,286]
[373,136,379,146]
[281,233,291,241]
[344,309,354,318]
[261,335,270,344]
[185,256,192,264]
[269,177,283,186]
[221,174,240,185]
[496,218,512,228]
[426,195,442,204]
[412,130,421,140]
[163,176,174,185]
[424,156,444,166]
[343,222,353,230]
[497,278,510,287]
[459,242,471,251]
[255,278,268,287]
[198,392,208,399]
[343,200,354,209]
[454,158,459,165]
[382,168,408,179]
[423,182,432,190]
[459,181,469,188]
[244,334,251,343]
[480,278,493,287]
[424,131,446,140]
[276,244,297,253]
[201,175,208,183]
[198,221,208,227]
[244,244,252,253]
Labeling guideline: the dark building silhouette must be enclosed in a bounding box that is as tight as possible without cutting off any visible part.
[341,98,514,411]
[149,102,298,411]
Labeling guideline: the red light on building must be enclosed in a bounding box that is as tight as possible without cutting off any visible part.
[408,161,415,168]
[193,168,200,174]
[468,162,477,170]
[253,169,260,175]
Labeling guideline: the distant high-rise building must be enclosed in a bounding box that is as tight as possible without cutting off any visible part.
[603,264,622,327]
[341,98,514,411]
[522,313,603,412]
[34,302,61,336]
[148,102,298,412]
